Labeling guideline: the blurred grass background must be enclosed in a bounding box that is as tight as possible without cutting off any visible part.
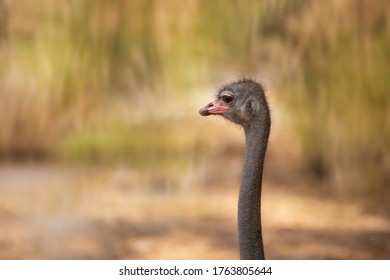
[0,0,389,259]
[1,0,388,200]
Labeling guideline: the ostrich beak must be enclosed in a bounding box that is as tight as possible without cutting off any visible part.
[199,99,230,116]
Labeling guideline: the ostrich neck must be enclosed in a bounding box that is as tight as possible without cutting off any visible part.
[238,117,270,260]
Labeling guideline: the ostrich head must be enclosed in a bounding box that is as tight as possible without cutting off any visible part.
[199,78,269,129]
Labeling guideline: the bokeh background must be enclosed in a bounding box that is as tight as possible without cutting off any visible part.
[0,0,389,259]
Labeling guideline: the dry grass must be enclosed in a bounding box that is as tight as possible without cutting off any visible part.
[1,0,389,200]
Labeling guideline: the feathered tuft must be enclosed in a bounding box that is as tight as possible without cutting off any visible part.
[217,76,266,94]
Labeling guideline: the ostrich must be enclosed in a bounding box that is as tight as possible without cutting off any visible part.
[199,78,270,260]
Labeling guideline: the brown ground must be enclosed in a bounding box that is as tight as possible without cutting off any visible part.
[0,164,389,260]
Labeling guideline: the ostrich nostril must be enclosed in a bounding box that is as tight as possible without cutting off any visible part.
[199,102,212,116]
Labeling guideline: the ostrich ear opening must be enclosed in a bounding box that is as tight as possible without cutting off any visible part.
[246,100,255,116]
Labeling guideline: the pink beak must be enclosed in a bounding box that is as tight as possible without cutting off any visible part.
[199,99,230,116]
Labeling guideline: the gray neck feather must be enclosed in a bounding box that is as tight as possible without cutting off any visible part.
[238,112,270,260]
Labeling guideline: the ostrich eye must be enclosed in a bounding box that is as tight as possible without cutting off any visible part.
[221,93,234,104]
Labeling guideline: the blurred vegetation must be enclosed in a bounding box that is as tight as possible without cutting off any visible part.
[277,0,390,200]
[0,0,389,204]
[60,122,200,179]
